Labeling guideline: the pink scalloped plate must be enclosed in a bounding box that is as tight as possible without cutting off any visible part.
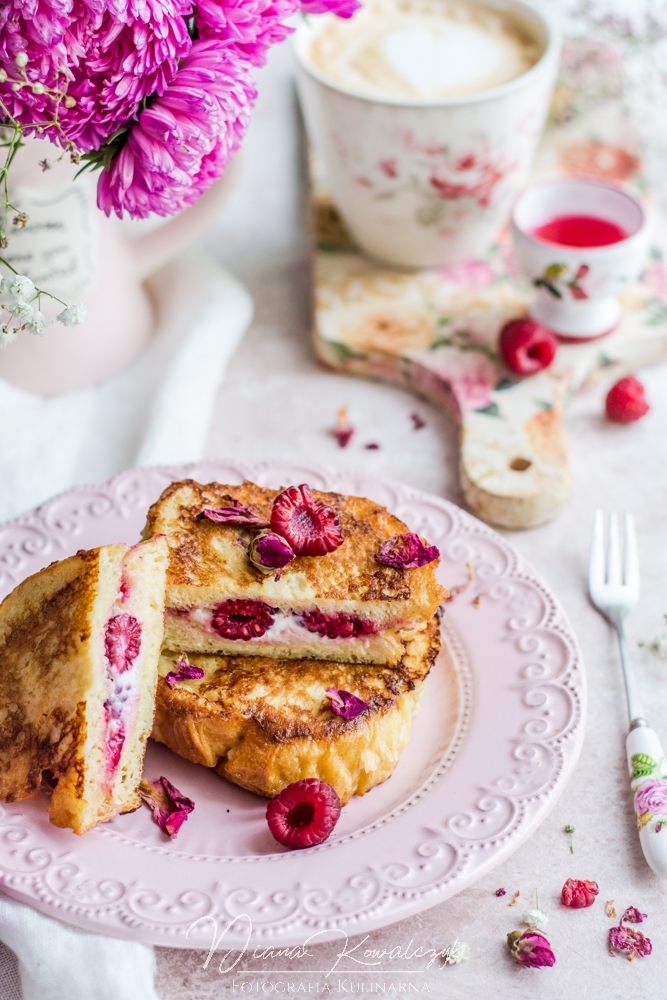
[0,460,585,947]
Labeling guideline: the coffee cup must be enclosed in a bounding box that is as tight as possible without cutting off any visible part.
[295,0,560,269]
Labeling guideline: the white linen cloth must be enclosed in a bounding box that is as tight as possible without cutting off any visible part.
[0,247,253,521]
[0,894,159,1000]
[0,246,252,998]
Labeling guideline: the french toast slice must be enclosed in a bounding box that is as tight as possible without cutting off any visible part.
[0,537,168,834]
[152,614,440,805]
[143,479,447,665]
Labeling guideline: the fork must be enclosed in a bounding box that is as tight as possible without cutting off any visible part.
[589,510,667,878]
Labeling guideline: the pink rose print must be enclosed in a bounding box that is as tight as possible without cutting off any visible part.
[643,261,667,303]
[635,778,667,821]
[439,260,495,289]
[378,159,398,178]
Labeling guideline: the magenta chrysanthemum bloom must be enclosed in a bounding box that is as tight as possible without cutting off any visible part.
[197,0,298,66]
[1,0,361,217]
[61,0,193,151]
[97,38,255,217]
[301,0,359,16]
[0,0,192,150]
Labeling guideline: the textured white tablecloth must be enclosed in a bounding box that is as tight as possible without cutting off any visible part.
[151,37,667,1000]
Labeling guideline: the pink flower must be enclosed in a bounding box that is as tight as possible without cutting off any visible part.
[200,498,267,524]
[197,0,298,67]
[623,906,647,924]
[634,778,667,819]
[97,38,256,217]
[325,688,369,719]
[609,923,652,960]
[301,0,359,15]
[1,0,193,152]
[139,776,195,838]
[164,654,206,688]
[375,533,439,569]
[507,930,556,968]
[643,262,667,303]
[378,158,397,178]
[0,0,360,218]
[439,260,495,289]
[561,878,599,909]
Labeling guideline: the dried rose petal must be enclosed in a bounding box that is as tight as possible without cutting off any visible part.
[561,878,599,908]
[139,776,194,839]
[507,930,556,968]
[164,654,205,689]
[375,533,439,569]
[411,411,426,430]
[325,688,369,720]
[248,530,296,573]
[609,923,652,959]
[495,888,507,897]
[623,906,647,924]
[199,496,267,526]
[332,406,354,448]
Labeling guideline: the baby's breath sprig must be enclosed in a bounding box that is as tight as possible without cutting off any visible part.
[0,54,86,344]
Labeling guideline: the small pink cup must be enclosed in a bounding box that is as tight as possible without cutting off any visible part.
[510,178,649,339]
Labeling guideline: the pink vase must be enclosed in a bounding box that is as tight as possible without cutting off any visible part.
[0,138,238,395]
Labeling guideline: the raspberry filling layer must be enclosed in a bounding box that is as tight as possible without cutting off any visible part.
[171,605,381,643]
[103,613,142,772]
[299,610,378,639]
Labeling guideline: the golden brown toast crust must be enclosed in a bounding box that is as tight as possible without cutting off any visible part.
[0,549,101,807]
[152,615,441,804]
[143,479,447,626]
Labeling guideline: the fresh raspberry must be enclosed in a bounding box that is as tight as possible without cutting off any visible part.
[270,484,343,557]
[499,318,558,375]
[105,614,142,674]
[266,779,342,849]
[605,376,649,423]
[561,878,599,908]
[211,599,276,640]
[299,610,377,639]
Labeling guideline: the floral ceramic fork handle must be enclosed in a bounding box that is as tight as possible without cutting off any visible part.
[628,726,667,877]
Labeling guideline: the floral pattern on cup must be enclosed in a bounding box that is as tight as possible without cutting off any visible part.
[632,753,667,834]
[360,143,517,230]
[534,262,590,300]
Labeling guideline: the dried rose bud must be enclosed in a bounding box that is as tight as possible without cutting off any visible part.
[249,530,296,573]
[507,930,556,968]
[164,654,205,688]
[375,533,439,569]
[199,496,267,525]
[139,776,194,839]
[561,878,599,908]
[325,688,369,720]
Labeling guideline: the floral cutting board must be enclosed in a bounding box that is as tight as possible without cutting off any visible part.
[311,39,667,529]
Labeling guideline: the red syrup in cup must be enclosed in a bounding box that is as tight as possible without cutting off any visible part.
[532,214,628,248]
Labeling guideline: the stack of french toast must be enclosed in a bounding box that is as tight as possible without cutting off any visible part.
[0,479,446,835]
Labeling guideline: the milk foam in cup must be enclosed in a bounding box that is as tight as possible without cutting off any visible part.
[309,0,541,101]
[295,0,560,269]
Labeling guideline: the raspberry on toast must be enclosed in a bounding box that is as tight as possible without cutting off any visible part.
[152,615,441,805]
[143,479,447,665]
[0,537,168,834]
